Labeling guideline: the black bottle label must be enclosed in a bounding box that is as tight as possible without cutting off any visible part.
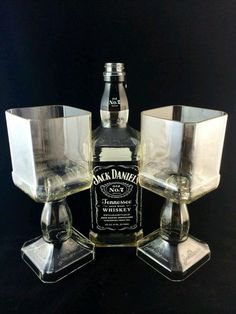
[91,162,141,232]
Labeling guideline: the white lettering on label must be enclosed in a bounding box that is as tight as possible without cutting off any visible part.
[93,168,138,185]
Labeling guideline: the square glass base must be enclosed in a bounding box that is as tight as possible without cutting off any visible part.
[21,227,95,283]
[137,229,210,281]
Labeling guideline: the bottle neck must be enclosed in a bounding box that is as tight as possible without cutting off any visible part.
[100,80,129,128]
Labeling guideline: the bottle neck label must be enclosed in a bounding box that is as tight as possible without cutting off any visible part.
[109,97,121,111]
[101,82,128,111]
[100,82,129,127]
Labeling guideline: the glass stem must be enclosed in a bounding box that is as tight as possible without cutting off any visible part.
[160,199,190,242]
[41,198,72,243]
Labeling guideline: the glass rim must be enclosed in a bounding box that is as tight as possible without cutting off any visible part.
[141,105,227,124]
[5,105,91,121]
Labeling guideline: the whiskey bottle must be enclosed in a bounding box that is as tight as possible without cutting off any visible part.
[89,62,143,246]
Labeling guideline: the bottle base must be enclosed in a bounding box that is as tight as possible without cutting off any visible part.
[89,229,143,247]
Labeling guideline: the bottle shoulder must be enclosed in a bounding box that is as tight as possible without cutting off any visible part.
[92,125,140,162]
[93,125,140,148]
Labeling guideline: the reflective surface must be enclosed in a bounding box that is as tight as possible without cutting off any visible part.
[6,105,95,282]
[137,105,227,281]
[137,229,210,281]
[22,227,95,283]
[6,105,91,202]
[140,105,227,203]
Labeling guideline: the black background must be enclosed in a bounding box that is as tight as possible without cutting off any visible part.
[0,1,236,313]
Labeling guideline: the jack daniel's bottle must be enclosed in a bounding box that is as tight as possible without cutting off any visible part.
[89,63,143,246]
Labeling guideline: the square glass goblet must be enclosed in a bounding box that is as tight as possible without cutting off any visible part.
[137,105,227,281]
[6,105,95,283]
